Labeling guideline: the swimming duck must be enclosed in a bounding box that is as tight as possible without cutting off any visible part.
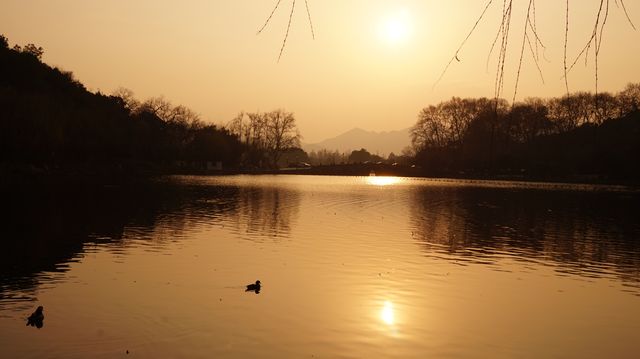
[26,306,44,328]
[245,280,261,293]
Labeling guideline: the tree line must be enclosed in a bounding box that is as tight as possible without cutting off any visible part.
[226,110,301,168]
[303,148,413,167]
[0,35,304,174]
[411,86,640,180]
[3,33,638,180]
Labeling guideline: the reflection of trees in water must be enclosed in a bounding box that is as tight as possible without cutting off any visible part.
[0,179,302,306]
[229,186,301,241]
[409,186,640,285]
[0,180,241,306]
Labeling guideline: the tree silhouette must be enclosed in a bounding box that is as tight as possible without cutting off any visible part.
[226,109,302,168]
[264,109,301,167]
[22,44,44,60]
[410,84,640,179]
[1,35,245,172]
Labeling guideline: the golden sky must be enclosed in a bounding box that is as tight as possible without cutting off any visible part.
[2,0,639,142]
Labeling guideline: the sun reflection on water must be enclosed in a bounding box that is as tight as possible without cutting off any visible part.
[366,176,402,186]
[380,301,395,325]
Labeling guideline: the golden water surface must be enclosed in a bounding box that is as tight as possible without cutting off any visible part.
[1,175,639,358]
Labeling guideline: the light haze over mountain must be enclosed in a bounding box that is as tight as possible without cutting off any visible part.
[302,128,411,157]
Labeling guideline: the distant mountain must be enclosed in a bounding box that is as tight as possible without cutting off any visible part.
[303,127,411,157]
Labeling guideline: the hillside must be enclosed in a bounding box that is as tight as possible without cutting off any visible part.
[0,36,242,174]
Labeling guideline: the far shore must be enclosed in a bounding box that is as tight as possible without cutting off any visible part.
[2,162,638,188]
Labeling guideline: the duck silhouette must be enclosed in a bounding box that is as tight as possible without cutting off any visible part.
[245,280,261,294]
[26,306,44,329]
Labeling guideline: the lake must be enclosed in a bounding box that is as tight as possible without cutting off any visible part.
[1,175,639,358]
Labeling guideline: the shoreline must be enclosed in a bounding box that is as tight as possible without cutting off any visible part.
[2,162,638,188]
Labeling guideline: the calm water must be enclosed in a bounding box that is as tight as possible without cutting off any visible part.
[1,175,639,358]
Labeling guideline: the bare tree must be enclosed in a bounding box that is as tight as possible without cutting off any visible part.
[412,97,500,154]
[139,96,173,120]
[591,92,618,124]
[226,110,301,167]
[111,87,140,113]
[264,109,301,167]
[547,95,583,132]
[166,105,202,128]
[617,83,640,115]
[247,112,268,149]
[507,98,550,143]
[412,105,449,152]
[227,112,246,141]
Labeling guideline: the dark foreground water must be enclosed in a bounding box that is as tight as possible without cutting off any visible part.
[1,175,639,358]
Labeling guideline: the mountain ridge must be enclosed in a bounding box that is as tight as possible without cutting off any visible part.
[302,127,411,157]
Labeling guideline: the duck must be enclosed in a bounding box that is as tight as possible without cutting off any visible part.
[245,280,261,292]
[26,306,44,328]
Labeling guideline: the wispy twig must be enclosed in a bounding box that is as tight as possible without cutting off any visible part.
[563,0,569,94]
[278,0,297,62]
[619,0,637,30]
[304,0,315,40]
[512,0,534,104]
[433,0,494,89]
[257,0,283,35]
[258,0,315,61]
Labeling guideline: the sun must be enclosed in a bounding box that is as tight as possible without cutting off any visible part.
[379,9,411,44]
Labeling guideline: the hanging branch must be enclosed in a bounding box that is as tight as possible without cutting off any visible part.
[564,0,570,94]
[512,0,534,104]
[493,1,513,101]
[530,0,540,60]
[618,0,636,30]
[257,0,316,61]
[278,0,297,62]
[258,0,635,90]
[564,0,604,96]
[525,32,545,84]
[304,0,315,40]
[257,0,283,35]
[433,0,495,89]
[486,3,508,74]
[595,0,611,95]
[439,0,636,104]
[526,2,546,60]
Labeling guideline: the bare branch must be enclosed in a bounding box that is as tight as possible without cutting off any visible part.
[433,0,495,89]
[257,0,283,35]
[304,0,315,40]
[278,0,297,62]
[619,0,637,30]
[526,33,545,84]
[526,3,545,55]
[564,0,569,94]
[494,1,513,100]
[485,5,507,73]
[566,0,604,74]
[513,0,535,104]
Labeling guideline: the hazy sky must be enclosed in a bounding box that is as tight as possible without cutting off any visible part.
[2,0,639,142]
